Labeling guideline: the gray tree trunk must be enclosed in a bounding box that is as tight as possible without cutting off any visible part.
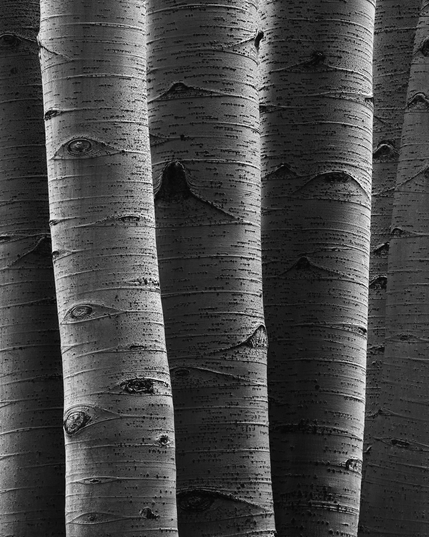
[259,1,375,535]
[38,1,177,534]
[148,1,276,535]
[0,2,64,534]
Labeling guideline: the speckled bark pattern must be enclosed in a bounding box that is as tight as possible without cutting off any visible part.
[359,2,429,534]
[359,0,420,534]
[148,2,275,536]
[259,1,374,535]
[0,2,64,535]
[39,1,177,535]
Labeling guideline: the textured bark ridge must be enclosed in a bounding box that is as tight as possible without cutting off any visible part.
[259,1,374,535]
[0,2,65,535]
[359,2,429,535]
[38,1,177,535]
[359,3,421,530]
[148,2,275,536]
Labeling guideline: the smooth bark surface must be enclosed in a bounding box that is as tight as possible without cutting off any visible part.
[359,0,420,533]
[0,2,64,535]
[259,1,374,535]
[359,1,429,534]
[39,1,177,535]
[148,1,275,535]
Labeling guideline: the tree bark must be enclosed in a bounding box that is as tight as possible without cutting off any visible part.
[359,1,429,534]
[147,1,275,535]
[259,1,374,535]
[38,1,177,535]
[358,0,420,533]
[0,2,65,535]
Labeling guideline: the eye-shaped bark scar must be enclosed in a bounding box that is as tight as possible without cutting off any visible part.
[52,137,122,159]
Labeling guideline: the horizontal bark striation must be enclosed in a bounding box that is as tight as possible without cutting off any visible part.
[0,3,64,535]
[148,2,275,536]
[360,3,429,534]
[360,5,420,524]
[259,1,374,536]
[39,1,177,535]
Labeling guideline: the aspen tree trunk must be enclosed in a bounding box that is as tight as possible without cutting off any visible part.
[358,0,420,532]
[259,2,374,535]
[147,1,275,535]
[0,2,64,535]
[358,2,429,534]
[38,1,177,535]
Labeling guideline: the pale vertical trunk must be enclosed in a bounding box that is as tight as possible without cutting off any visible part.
[359,1,429,533]
[38,1,177,535]
[358,0,420,532]
[259,1,374,535]
[147,1,275,536]
[0,2,64,535]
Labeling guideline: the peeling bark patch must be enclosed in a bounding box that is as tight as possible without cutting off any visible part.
[254,30,264,49]
[0,33,21,49]
[67,138,92,155]
[64,411,90,435]
[178,490,216,512]
[373,140,396,160]
[246,326,268,348]
[140,507,159,519]
[121,378,154,394]
[369,276,387,290]
[156,161,191,201]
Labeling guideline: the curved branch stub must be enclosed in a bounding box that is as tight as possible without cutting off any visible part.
[156,161,192,201]
[373,140,396,160]
[245,325,268,348]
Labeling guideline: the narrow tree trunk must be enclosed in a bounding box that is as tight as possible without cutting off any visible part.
[358,0,420,533]
[38,1,177,535]
[359,1,429,533]
[0,2,64,535]
[147,1,275,535]
[259,1,374,535]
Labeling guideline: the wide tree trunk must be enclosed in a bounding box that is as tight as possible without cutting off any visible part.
[0,2,64,535]
[259,1,374,535]
[358,1,429,533]
[38,1,177,535]
[358,0,420,533]
[147,1,275,535]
